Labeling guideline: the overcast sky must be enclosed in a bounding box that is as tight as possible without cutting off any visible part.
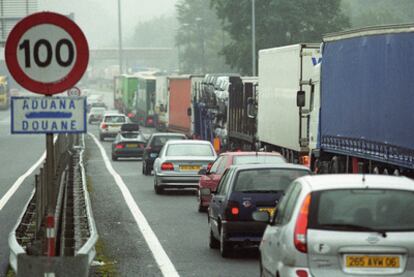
[38,0,178,48]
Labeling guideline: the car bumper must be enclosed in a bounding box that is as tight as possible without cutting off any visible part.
[113,149,144,158]
[100,131,119,137]
[156,175,201,188]
[222,220,268,244]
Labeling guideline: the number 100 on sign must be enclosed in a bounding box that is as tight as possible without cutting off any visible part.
[17,25,76,83]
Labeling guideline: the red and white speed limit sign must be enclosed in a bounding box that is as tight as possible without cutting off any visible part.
[5,12,89,95]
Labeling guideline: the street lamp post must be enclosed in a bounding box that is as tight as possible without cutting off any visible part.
[195,17,205,74]
[118,0,123,74]
[252,0,256,76]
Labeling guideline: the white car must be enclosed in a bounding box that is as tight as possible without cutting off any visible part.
[153,140,217,194]
[99,113,129,141]
[88,107,106,124]
[254,174,414,277]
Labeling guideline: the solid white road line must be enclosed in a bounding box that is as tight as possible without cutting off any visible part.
[89,133,180,277]
[0,150,46,211]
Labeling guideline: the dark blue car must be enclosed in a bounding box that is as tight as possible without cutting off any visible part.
[204,163,310,257]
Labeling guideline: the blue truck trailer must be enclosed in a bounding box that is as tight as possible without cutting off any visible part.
[310,25,414,176]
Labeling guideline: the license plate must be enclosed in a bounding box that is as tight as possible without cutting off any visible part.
[126,144,138,148]
[345,255,400,268]
[259,207,276,217]
[180,165,201,171]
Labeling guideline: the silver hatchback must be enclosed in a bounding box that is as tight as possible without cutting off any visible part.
[254,174,414,277]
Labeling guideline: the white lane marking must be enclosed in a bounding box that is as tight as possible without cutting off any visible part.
[89,133,179,277]
[0,150,46,211]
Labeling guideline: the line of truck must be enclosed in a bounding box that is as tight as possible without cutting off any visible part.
[112,25,414,177]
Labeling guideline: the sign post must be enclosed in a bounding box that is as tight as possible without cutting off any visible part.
[5,12,89,257]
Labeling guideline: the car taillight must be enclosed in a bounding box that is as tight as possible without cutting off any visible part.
[300,155,310,168]
[115,144,124,149]
[207,162,213,171]
[161,162,174,171]
[294,193,311,253]
[225,200,239,220]
[101,123,107,129]
[296,270,308,277]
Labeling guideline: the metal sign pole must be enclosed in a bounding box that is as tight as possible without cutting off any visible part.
[45,90,56,257]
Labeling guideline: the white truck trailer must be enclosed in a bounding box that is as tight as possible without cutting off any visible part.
[257,43,321,164]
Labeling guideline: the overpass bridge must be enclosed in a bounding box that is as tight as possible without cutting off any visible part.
[89,47,178,72]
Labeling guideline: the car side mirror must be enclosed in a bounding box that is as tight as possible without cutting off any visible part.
[198,168,207,175]
[297,90,305,107]
[200,188,211,196]
[252,211,271,223]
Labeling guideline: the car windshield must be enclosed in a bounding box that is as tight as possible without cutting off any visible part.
[233,168,309,192]
[104,116,126,123]
[166,144,214,156]
[234,155,285,165]
[310,189,414,231]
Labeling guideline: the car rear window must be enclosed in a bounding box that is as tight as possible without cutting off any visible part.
[233,168,309,192]
[233,155,285,165]
[152,136,185,147]
[104,116,126,123]
[166,144,214,156]
[309,189,414,231]
[91,108,105,114]
[121,132,142,139]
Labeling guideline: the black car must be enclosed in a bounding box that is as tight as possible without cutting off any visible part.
[142,132,187,175]
[111,123,146,161]
[204,163,310,257]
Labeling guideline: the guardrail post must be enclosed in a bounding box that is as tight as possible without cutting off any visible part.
[35,174,41,237]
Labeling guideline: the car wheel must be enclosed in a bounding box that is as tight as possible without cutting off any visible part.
[220,228,231,258]
[112,154,117,161]
[99,134,104,141]
[259,259,265,277]
[154,179,163,194]
[143,161,149,176]
[197,195,206,213]
[142,161,146,175]
[146,164,152,175]
[209,222,219,249]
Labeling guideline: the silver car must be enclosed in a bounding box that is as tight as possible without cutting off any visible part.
[254,174,414,277]
[153,140,217,194]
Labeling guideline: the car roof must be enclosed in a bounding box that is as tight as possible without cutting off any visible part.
[104,112,125,116]
[90,107,105,111]
[151,132,186,137]
[220,151,282,157]
[229,163,310,171]
[165,139,212,145]
[298,174,414,191]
